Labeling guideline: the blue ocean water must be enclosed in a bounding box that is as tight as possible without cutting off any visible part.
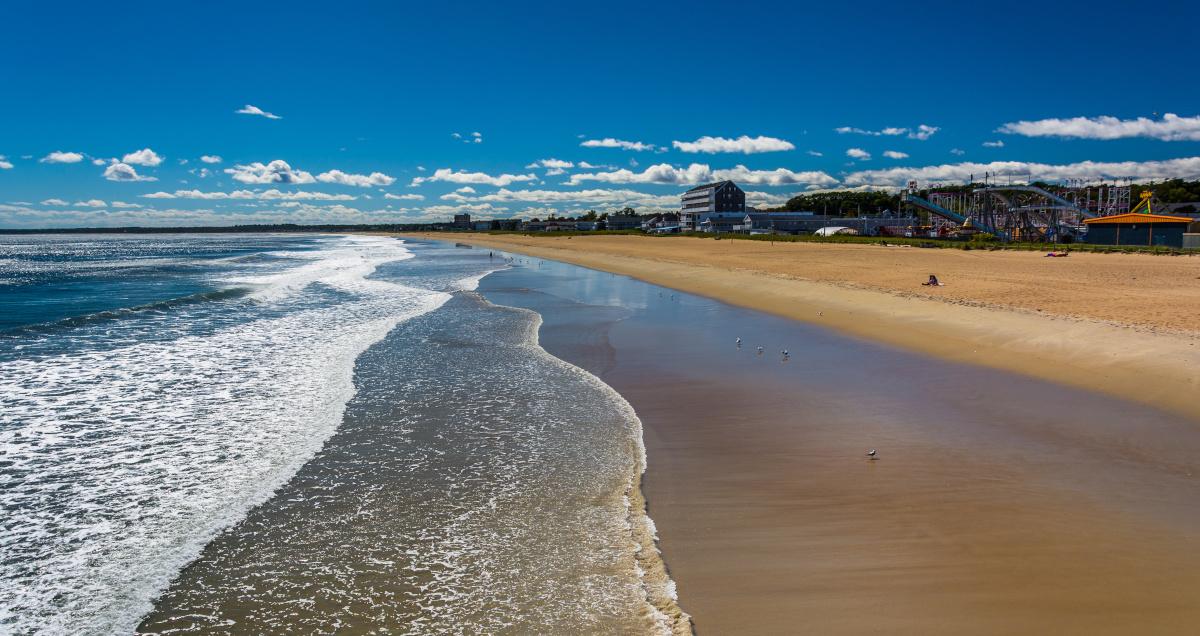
[0,234,680,635]
[0,234,463,632]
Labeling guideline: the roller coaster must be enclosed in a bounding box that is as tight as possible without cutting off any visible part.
[901,181,1131,241]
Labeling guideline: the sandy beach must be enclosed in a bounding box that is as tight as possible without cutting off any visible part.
[405,233,1200,421]
[454,234,1200,634]
[472,254,1200,628]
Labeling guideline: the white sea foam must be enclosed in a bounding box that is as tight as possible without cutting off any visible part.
[500,305,689,635]
[0,236,448,635]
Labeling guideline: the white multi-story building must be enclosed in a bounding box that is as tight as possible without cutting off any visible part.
[680,181,746,230]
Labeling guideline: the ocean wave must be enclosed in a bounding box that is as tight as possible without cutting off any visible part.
[0,235,450,635]
[517,306,692,635]
[0,287,254,339]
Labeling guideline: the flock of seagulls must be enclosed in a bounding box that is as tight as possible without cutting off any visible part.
[736,335,875,461]
[739,338,788,360]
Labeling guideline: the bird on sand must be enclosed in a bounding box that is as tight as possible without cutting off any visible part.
[866,449,878,460]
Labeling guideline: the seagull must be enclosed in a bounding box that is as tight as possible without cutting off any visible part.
[756,346,764,354]
[781,349,789,356]
[736,337,742,346]
[867,449,878,460]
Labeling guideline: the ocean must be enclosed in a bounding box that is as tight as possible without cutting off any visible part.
[0,234,684,634]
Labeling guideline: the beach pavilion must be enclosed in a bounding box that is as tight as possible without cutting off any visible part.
[1083,213,1195,248]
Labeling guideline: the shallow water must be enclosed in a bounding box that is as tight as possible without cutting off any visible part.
[0,234,680,634]
[476,248,1200,634]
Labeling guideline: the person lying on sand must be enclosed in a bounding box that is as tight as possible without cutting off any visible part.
[922,274,944,286]
[1044,251,1069,257]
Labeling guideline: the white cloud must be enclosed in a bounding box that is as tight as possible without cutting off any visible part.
[713,165,839,187]
[801,184,902,195]
[836,124,938,140]
[0,202,488,229]
[843,156,1200,187]
[526,158,575,170]
[0,156,11,170]
[566,163,710,185]
[565,162,836,187]
[110,201,142,209]
[672,135,795,154]
[91,158,108,166]
[434,187,684,210]
[846,148,871,160]
[744,190,795,207]
[236,104,282,120]
[410,168,536,187]
[997,113,1200,141]
[384,193,425,200]
[580,138,659,152]
[806,150,824,157]
[200,155,223,164]
[950,148,966,156]
[422,202,508,217]
[224,160,315,185]
[455,186,476,193]
[982,140,1005,148]
[40,151,84,164]
[141,189,357,201]
[882,150,908,159]
[75,199,107,207]
[122,148,163,167]
[40,198,69,206]
[104,162,157,182]
[316,169,396,187]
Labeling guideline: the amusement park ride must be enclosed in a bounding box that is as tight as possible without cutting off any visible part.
[901,178,1153,241]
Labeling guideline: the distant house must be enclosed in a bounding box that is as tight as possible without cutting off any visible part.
[575,221,598,231]
[642,213,680,231]
[605,212,642,231]
[680,181,746,230]
[490,218,522,231]
[737,212,816,234]
[696,211,749,233]
[472,221,491,231]
[452,213,471,229]
[1084,213,1195,248]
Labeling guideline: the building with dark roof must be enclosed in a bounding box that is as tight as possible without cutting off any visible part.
[1083,213,1196,247]
[738,212,816,234]
[680,181,745,230]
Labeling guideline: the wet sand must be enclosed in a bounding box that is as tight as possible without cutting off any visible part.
[407,233,1200,422]
[480,252,1200,635]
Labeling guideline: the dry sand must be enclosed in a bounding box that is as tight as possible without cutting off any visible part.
[404,233,1200,420]
[475,251,1200,635]
[407,233,1200,634]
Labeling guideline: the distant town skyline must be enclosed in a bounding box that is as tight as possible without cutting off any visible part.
[3,0,1200,228]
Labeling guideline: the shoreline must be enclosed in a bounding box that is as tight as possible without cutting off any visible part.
[395,232,1200,421]
[518,304,692,634]
[473,246,1200,634]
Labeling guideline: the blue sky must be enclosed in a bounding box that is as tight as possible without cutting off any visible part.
[3,0,1200,227]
